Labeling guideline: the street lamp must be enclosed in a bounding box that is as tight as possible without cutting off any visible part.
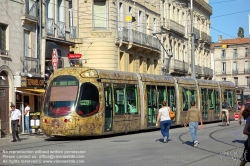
[190,0,196,79]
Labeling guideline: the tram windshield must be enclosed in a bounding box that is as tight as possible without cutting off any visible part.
[43,76,79,117]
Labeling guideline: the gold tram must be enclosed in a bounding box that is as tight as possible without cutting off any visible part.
[40,67,236,137]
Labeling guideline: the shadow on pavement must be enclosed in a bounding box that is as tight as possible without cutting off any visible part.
[232,140,245,144]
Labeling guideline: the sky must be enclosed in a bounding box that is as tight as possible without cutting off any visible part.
[209,0,250,42]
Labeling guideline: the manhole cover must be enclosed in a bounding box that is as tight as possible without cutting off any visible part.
[110,140,131,142]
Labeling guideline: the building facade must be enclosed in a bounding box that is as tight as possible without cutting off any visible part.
[68,0,212,78]
[212,35,250,103]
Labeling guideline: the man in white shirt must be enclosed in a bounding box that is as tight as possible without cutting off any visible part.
[9,103,21,142]
[24,102,31,133]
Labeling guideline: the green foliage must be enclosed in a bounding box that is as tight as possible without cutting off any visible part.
[237,27,244,38]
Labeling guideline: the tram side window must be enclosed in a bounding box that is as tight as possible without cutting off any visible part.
[77,83,99,117]
[147,85,157,125]
[126,84,138,114]
[167,86,176,111]
[224,90,233,107]
[114,84,126,115]
[182,88,196,111]
[104,83,113,131]
[157,86,166,109]
[208,89,214,109]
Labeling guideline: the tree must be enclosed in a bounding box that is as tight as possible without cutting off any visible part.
[237,27,244,38]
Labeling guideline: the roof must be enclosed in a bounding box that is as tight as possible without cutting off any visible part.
[211,38,249,49]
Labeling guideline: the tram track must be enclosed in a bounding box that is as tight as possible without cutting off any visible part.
[178,123,244,166]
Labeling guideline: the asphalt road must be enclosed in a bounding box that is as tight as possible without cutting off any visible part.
[0,121,249,166]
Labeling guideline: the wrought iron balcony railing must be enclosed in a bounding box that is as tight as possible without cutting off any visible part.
[172,59,189,73]
[57,21,65,38]
[118,28,160,50]
[20,56,40,74]
[232,69,238,74]
[46,18,55,36]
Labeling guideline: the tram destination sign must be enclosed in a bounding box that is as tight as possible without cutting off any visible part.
[52,80,78,86]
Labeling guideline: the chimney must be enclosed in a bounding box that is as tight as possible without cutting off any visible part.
[218,35,222,43]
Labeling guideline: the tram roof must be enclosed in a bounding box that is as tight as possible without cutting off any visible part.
[218,81,235,88]
[96,69,138,81]
[139,74,175,83]
[175,77,196,84]
[196,79,218,86]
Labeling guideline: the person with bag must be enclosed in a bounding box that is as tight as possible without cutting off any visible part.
[238,97,250,125]
[184,101,203,147]
[156,101,172,143]
[239,99,250,166]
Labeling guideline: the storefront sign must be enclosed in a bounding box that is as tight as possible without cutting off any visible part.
[68,53,82,59]
[21,77,45,88]
[52,48,58,70]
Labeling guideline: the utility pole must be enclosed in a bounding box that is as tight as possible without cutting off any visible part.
[191,0,196,79]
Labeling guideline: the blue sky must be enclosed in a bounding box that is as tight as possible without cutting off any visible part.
[209,0,250,42]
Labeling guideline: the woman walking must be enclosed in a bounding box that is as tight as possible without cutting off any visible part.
[156,101,172,143]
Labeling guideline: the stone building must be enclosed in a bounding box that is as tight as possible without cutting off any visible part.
[211,35,250,102]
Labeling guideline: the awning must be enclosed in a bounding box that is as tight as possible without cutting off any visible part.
[16,88,45,95]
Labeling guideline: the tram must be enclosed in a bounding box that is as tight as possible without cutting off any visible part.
[40,67,236,137]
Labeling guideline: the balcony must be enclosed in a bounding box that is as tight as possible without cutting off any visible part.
[232,69,238,74]
[118,28,160,50]
[203,67,213,77]
[195,65,202,76]
[70,26,78,39]
[193,27,200,40]
[196,0,212,14]
[171,59,189,73]
[20,56,40,74]
[165,19,185,36]
[46,18,55,36]
[245,68,250,74]
[21,0,38,25]
[57,21,65,38]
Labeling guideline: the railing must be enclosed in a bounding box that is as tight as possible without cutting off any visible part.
[203,67,213,77]
[244,68,250,74]
[166,19,185,36]
[46,18,55,36]
[195,65,202,75]
[23,0,38,19]
[118,28,160,50]
[57,21,65,38]
[232,69,238,74]
[20,57,40,74]
[193,27,200,40]
[70,26,78,39]
[172,59,189,73]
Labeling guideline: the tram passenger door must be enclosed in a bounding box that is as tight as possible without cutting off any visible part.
[147,85,157,127]
[214,90,220,119]
[104,84,113,132]
[201,88,208,120]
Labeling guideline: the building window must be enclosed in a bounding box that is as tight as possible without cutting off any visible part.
[222,77,226,81]
[247,77,250,87]
[118,3,124,29]
[221,50,226,59]
[245,61,249,73]
[233,49,237,58]
[58,0,64,22]
[138,10,143,32]
[222,62,226,73]
[93,0,107,30]
[246,48,249,57]
[233,61,237,73]
[0,24,7,51]
[24,30,30,57]
[234,77,238,87]
[46,0,53,18]
[153,18,156,33]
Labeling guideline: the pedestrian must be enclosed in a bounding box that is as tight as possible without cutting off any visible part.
[221,99,230,125]
[184,101,203,147]
[239,97,250,125]
[239,105,250,166]
[24,102,30,133]
[9,103,21,142]
[156,101,172,143]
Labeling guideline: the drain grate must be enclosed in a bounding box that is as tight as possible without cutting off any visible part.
[110,140,131,142]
